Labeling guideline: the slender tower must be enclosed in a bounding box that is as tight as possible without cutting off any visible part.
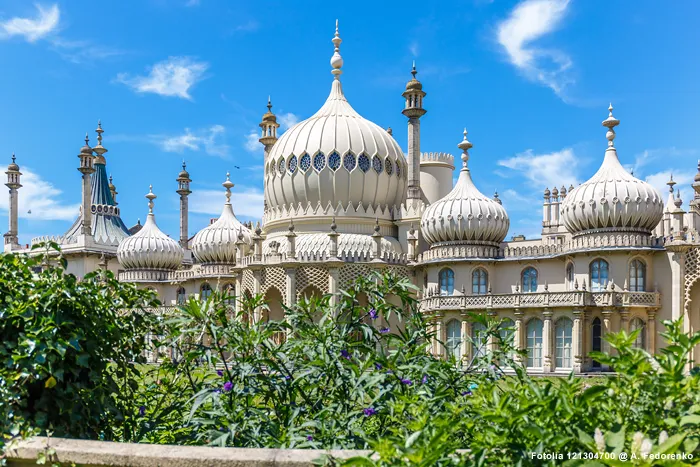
[259,97,279,211]
[402,62,426,200]
[176,161,192,249]
[4,154,22,251]
[77,134,95,236]
[108,175,118,205]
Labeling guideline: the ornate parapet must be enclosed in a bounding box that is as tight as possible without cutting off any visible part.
[419,291,661,312]
[30,235,66,246]
[420,152,454,168]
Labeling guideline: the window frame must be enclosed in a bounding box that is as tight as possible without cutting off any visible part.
[522,267,538,293]
[554,318,573,369]
[526,318,544,368]
[472,268,488,295]
[445,319,462,361]
[590,258,609,292]
[629,259,646,292]
[439,268,455,296]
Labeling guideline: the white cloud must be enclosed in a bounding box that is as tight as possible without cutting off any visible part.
[409,41,419,57]
[233,20,259,33]
[244,130,260,153]
[0,3,60,43]
[628,147,698,177]
[189,186,264,218]
[116,57,208,100]
[496,0,573,99]
[155,125,229,157]
[0,164,78,221]
[497,147,579,190]
[278,112,299,131]
[49,37,126,64]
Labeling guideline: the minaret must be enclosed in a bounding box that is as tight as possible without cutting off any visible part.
[259,97,279,211]
[176,161,192,249]
[4,153,22,251]
[77,134,95,236]
[402,61,426,200]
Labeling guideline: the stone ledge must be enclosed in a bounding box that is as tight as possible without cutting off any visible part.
[8,437,373,467]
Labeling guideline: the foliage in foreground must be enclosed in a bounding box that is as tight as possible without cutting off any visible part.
[2,247,700,466]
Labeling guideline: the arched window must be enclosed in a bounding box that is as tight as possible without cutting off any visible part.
[592,317,602,369]
[472,268,488,295]
[630,318,646,350]
[526,319,543,368]
[439,268,454,296]
[555,318,573,369]
[200,283,212,302]
[522,267,538,293]
[566,263,575,290]
[471,321,487,359]
[629,259,646,292]
[445,319,462,361]
[590,259,609,292]
[176,287,187,305]
[223,284,235,306]
[499,318,516,359]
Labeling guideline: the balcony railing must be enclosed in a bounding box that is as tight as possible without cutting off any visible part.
[419,290,660,312]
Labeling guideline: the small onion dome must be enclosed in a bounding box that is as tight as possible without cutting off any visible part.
[405,62,423,91]
[560,185,567,196]
[178,161,190,179]
[561,105,663,236]
[261,97,278,124]
[421,129,509,246]
[544,187,551,198]
[552,187,559,197]
[7,153,19,171]
[117,186,184,270]
[80,134,93,155]
[108,175,116,192]
[191,173,253,264]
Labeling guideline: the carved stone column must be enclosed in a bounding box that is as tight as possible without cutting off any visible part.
[460,312,470,362]
[619,310,630,334]
[543,310,553,372]
[647,309,657,354]
[602,309,613,370]
[572,309,584,373]
[514,311,524,364]
[487,311,498,354]
[285,267,296,307]
[252,269,262,323]
[328,265,340,308]
[434,312,444,358]
[234,272,243,315]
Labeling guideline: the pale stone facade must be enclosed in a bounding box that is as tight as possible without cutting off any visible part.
[5,24,700,373]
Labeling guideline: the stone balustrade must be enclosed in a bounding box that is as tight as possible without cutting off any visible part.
[419,290,661,312]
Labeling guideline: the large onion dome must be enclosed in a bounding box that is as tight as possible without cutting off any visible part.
[117,186,183,270]
[421,130,509,247]
[191,173,253,264]
[561,105,663,236]
[264,23,407,226]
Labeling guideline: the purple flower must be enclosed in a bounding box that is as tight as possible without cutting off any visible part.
[340,349,351,360]
[375,363,383,370]
[401,378,413,386]
[422,374,428,384]
[306,435,313,441]
[386,369,393,374]
[379,327,390,334]
[363,407,377,417]
[462,390,472,396]
[284,375,291,380]
[138,405,146,416]
[223,381,233,392]
[217,370,224,377]
[368,308,378,320]
[214,389,221,394]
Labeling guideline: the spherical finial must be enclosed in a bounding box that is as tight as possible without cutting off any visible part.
[667,174,676,193]
[223,172,234,203]
[146,185,157,214]
[457,128,472,169]
[675,189,683,208]
[602,103,620,147]
[494,190,502,205]
[330,19,343,78]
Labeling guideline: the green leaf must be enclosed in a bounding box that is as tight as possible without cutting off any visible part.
[680,415,700,426]
[44,376,57,388]
[405,430,422,449]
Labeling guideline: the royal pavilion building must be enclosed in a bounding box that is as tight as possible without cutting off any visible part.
[4,23,700,374]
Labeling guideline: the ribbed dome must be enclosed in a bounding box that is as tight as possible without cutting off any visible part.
[191,174,253,264]
[561,106,663,236]
[117,187,183,270]
[264,26,407,225]
[421,130,509,246]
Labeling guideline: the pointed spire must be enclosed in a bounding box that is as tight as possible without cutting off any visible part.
[667,174,676,193]
[411,60,417,79]
[223,172,234,204]
[457,128,472,170]
[146,185,156,215]
[330,19,343,79]
[602,103,620,148]
[267,95,272,113]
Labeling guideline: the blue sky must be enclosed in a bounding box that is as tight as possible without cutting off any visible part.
[1,0,699,244]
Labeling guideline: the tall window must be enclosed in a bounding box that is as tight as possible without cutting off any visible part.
[526,319,543,368]
[592,317,602,369]
[629,259,646,292]
[555,318,573,369]
[522,267,538,293]
[630,318,646,350]
[223,284,236,305]
[499,318,516,359]
[472,269,488,295]
[471,322,487,359]
[590,259,609,292]
[439,268,455,296]
[200,283,212,302]
[176,287,187,305]
[445,319,462,361]
[566,263,575,290]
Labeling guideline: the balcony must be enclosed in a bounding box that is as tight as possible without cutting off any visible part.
[419,290,660,312]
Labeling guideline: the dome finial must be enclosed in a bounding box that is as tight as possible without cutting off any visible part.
[11,152,15,164]
[602,103,620,147]
[330,19,343,79]
[146,185,156,214]
[667,174,676,193]
[267,95,272,112]
[411,60,417,79]
[182,160,186,170]
[223,172,234,204]
[457,128,472,169]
